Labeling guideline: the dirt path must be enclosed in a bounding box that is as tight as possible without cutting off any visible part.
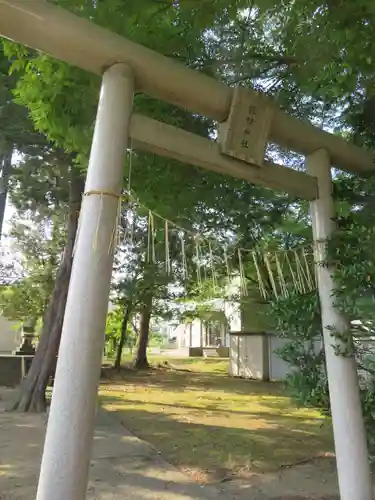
[0,390,224,500]
[0,388,371,499]
[217,458,340,499]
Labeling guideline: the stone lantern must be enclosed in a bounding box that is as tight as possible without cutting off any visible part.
[14,318,37,356]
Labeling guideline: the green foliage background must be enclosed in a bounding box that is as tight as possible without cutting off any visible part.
[2,0,375,452]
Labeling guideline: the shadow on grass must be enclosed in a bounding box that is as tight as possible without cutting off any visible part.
[101,367,285,397]
[100,392,333,477]
[101,395,324,422]
[93,410,338,498]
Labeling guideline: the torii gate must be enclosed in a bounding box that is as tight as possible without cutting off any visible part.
[0,2,372,500]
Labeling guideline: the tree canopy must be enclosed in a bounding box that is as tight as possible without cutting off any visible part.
[2,0,375,445]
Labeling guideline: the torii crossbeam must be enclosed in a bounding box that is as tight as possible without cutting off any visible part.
[0,2,372,500]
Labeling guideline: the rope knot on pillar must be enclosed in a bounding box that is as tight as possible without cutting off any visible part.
[81,190,122,254]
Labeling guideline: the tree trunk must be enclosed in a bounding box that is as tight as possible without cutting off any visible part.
[114,301,132,370]
[9,168,84,412]
[0,147,12,241]
[132,297,152,370]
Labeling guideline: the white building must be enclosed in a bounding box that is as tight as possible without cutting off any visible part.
[167,294,242,356]
[0,315,21,353]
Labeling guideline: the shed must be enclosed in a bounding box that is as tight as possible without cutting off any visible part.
[228,293,305,381]
[229,331,322,381]
[229,332,291,381]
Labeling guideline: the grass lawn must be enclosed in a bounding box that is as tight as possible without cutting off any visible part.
[100,357,333,482]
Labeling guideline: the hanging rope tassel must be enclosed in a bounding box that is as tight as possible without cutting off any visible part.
[252,251,268,299]
[224,246,232,284]
[238,249,248,296]
[209,241,217,292]
[181,233,188,280]
[151,212,156,262]
[108,195,122,254]
[165,220,171,274]
[120,193,130,245]
[147,211,156,263]
[296,248,309,289]
[203,253,208,282]
[263,252,278,299]
[312,240,320,287]
[294,250,307,294]
[275,251,288,298]
[120,142,134,247]
[302,246,315,291]
[125,207,134,245]
[147,211,151,263]
[195,237,202,288]
[285,251,301,294]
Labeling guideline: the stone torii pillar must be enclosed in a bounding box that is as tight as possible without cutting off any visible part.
[307,149,372,500]
[36,63,134,500]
